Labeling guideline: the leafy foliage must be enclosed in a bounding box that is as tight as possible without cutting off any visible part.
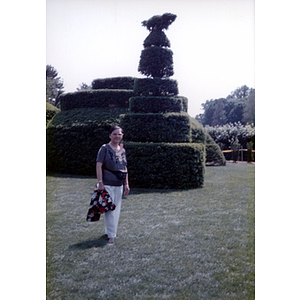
[143,30,170,48]
[46,107,208,188]
[226,85,253,99]
[130,96,187,114]
[46,102,60,126]
[124,142,205,189]
[58,89,134,110]
[77,82,91,91]
[205,122,255,150]
[134,78,178,96]
[138,46,174,78]
[46,65,64,106]
[92,77,136,90]
[138,13,176,78]
[205,131,226,166]
[141,13,177,31]
[243,89,255,125]
[121,113,203,143]
[47,107,129,175]
[196,86,255,126]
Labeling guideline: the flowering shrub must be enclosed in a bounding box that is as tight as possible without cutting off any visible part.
[205,122,255,150]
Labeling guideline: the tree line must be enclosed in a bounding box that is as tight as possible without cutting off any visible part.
[46,65,93,107]
[46,65,64,106]
[195,85,255,126]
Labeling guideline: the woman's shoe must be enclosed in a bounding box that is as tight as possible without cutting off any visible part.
[108,238,115,244]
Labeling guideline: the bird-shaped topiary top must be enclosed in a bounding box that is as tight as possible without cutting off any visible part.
[138,13,177,79]
[141,13,177,31]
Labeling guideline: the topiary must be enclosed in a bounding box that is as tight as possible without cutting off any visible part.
[204,131,226,166]
[138,13,176,79]
[46,107,129,175]
[46,102,60,126]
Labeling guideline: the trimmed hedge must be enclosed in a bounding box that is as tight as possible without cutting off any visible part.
[129,96,187,113]
[59,90,134,111]
[190,117,206,144]
[134,78,178,96]
[205,144,226,166]
[92,77,136,90]
[143,30,170,48]
[204,131,226,166]
[138,46,174,78]
[121,113,193,143]
[46,107,129,175]
[124,142,205,189]
[46,102,60,126]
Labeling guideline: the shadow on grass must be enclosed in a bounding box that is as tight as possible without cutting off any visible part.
[69,235,108,250]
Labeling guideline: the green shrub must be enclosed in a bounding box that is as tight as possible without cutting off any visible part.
[231,142,240,162]
[134,78,178,96]
[247,141,254,162]
[138,46,174,78]
[59,89,134,111]
[121,113,193,143]
[205,144,226,166]
[143,30,170,47]
[92,77,136,90]
[204,131,226,166]
[124,142,205,189]
[46,107,129,175]
[129,96,187,113]
[190,117,206,143]
[138,13,176,79]
[46,102,60,126]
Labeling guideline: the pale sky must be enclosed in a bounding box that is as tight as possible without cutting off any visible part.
[46,0,255,117]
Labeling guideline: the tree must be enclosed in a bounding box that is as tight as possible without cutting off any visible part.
[226,85,252,100]
[196,85,254,126]
[46,65,64,106]
[197,99,216,126]
[212,99,227,126]
[77,82,91,91]
[243,89,255,125]
[226,99,245,124]
[138,13,176,78]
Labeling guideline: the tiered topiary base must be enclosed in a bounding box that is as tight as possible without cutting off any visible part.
[120,78,206,189]
[46,107,129,175]
[46,77,225,183]
[124,142,205,189]
[47,77,135,175]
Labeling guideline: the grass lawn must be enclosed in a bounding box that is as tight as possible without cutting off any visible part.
[47,163,254,299]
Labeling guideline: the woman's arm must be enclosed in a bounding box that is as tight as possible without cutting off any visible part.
[96,161,105,191]
[123,166,130,195]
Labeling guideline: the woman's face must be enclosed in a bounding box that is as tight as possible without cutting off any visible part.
[109,129,123,144]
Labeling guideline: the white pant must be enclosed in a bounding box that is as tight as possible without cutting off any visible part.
[104,185,123,238]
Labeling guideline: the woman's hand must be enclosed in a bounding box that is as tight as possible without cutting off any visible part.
[98,182,105,191]
[124,185,130,195]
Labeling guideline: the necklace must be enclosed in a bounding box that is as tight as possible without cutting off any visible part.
[109,142,120,152]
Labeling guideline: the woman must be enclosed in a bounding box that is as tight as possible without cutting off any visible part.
[96,125,130,244]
